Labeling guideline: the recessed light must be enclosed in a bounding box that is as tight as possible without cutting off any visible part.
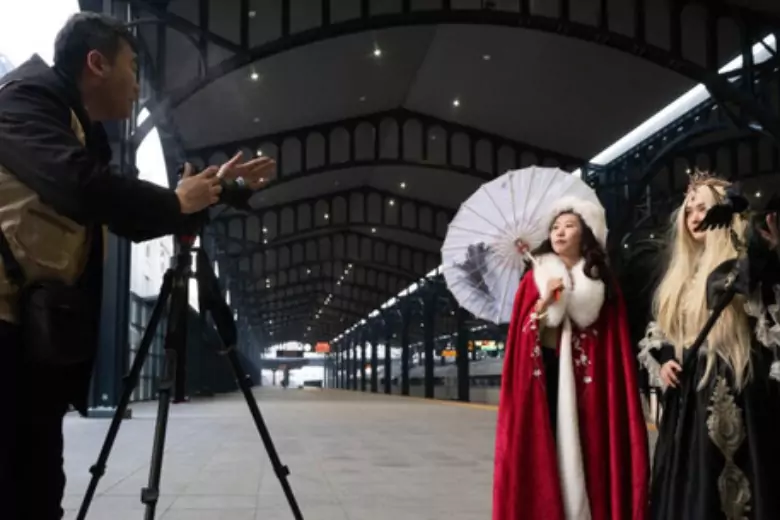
[388,199,395,206]
[400,182,406,189]
[250,72,259,81]
[371,228,377,233]
[483,54,491,60]
[324,213,330,220]
[256,149,263,156]
[262,227,268,233]
[359,96,366,102]
[373,47,382,57]
[452,98,460,107]
[249,10,256,18]
[253,117,260,123]
[755,191,762,197]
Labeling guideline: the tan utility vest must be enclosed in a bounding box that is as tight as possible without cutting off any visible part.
[0,110,102,323]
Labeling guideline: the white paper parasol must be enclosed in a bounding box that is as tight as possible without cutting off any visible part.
[441,166,602,324]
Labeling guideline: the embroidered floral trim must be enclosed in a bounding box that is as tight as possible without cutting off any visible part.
[744,284,780,382]
[573,331,593,384]
[706,376,751,520]
[637,322,667,388]
[525,313,544,379]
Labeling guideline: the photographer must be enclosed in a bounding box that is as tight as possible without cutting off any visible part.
[0,12,274,520]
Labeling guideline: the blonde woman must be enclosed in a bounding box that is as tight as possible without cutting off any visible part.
[639,172,780,520]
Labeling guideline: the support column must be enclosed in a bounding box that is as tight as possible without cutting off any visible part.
[360,333,367,392]
[401,304,411,396]
[338,344,344,389]
[323,354,329,388]
[383,319,392,395]
[370,326,379,393]
[456,308,470,402]
[423,295,436,399]
[344,338,352,390]
[351,338,358,391]
[87,0,134,417]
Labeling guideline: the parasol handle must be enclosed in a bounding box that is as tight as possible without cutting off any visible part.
[522,249,561,301]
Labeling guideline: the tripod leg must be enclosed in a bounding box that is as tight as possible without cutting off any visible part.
[222,347,305,520]
[141,344,176,520]
[76,273,174,520]
[142,275,190,520]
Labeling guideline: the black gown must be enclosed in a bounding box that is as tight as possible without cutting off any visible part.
[643,253,780,520]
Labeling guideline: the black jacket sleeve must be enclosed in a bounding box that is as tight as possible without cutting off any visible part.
[0,81,187,236]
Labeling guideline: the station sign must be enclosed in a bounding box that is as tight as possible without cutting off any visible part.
[315,342,331,353]
[276,350,305,358]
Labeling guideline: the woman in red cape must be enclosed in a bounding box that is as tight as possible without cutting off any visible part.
[492,196,649,520]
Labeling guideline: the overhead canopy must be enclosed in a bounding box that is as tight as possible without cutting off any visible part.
[115,0,780,345]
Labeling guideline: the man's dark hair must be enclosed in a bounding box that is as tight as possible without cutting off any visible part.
[53,12,138,79]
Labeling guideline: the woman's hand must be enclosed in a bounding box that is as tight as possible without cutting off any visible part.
[515,239,529,256]
[541,278,564,308]
[660,360,682,388]
[758,212,779,250]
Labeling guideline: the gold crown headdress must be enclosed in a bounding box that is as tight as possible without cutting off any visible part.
[685,168,730,199]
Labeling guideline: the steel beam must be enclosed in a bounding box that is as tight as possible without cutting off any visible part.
[186,108,584,178]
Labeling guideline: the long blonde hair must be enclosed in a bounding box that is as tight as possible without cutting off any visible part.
[652,178,752,389]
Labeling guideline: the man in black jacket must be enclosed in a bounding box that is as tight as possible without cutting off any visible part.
[0,12,274,519]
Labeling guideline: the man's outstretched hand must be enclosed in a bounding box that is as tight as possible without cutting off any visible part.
[217,151,276,190]
[175,163,222,214]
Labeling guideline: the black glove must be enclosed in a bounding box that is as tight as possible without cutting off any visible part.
[696,185,749,232]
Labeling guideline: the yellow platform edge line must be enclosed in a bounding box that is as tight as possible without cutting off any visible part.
[320,388,658,431]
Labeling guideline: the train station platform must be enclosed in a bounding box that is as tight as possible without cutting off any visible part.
[62,388,498,520]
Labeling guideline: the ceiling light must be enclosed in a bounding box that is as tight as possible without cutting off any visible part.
[250,72,259,81]
[452,98,460,107]
[324,213,330,220]
[755,191,762,197]
[253,117,260,123]
[373,47,382,57]
[348,263,353,268]
[263,239,268,244]
[307,269,311,274]
[249,10,256,18]
[400,182,406,189]
[483,54,491,60]
[256,149,263,156]
[388,199,395,206]
[371,228,377,233]
[359,96,366,102]
[262,227,268,233]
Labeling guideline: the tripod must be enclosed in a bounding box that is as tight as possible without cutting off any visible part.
[76,232,304,520]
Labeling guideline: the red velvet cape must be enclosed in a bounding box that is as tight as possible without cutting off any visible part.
[492,271,649,520]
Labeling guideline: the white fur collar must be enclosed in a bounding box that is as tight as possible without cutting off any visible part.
[532,254,605,329]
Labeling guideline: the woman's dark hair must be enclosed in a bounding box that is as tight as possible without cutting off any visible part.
[53,13,138,80]
[529,210,615,297]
